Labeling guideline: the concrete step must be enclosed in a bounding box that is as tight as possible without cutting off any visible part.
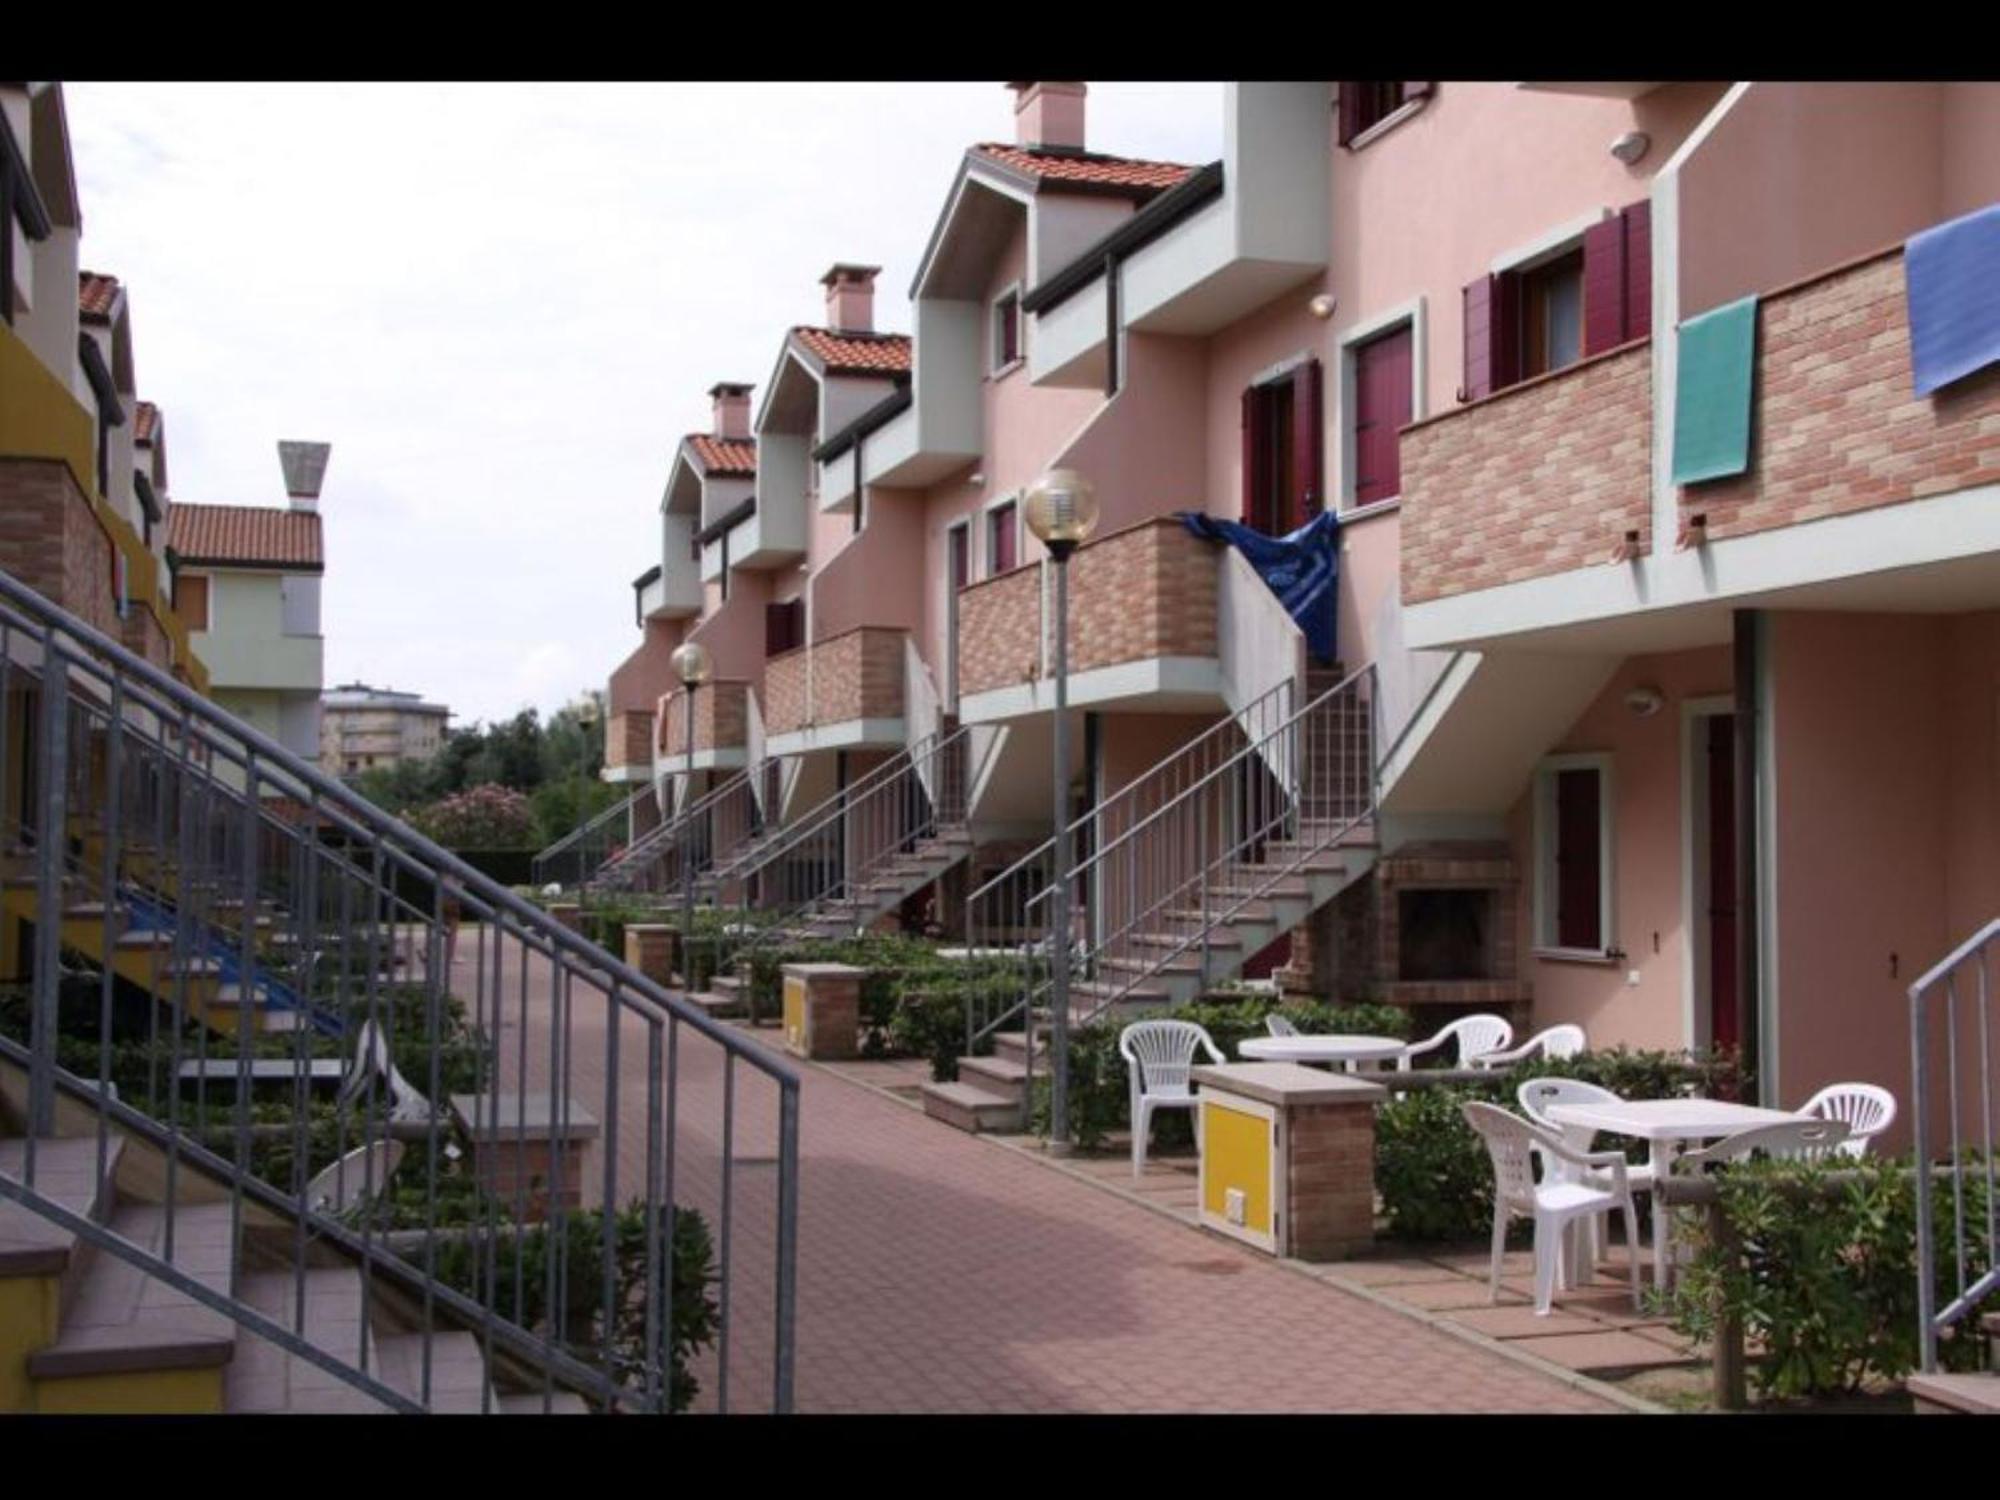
[26,1202,239,1398]
[1101,954,1203,978]
[228,1267,391,1413]
[0,1136,124,1308]
[1908,1371,2000,1414]
[991,1031,1032,1065]
[375,1330,497,1414]
[1131,930,1241,952]
[920,1080,1022,1134]
[685,989,746,1020]
[957,1053,1027,1106]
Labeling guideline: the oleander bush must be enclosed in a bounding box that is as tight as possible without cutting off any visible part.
[1661,1152,1997,1397]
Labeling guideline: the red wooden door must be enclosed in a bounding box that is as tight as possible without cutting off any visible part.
[1707,715,1739,1051]
[1353,327,1412,507]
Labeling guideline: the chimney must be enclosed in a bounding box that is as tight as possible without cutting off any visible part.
[820,264,880,334]
[1007,81,1087,151]
[277,440,331,513]
[709,382,753,441]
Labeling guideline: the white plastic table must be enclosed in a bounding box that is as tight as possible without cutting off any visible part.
[1543,1097,1802,1289]
[1237,1034,1408,1073]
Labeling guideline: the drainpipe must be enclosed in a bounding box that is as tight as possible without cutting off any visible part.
[1732,608,1762,1100]
[1103,253,1121,397]
[852,439,864,535]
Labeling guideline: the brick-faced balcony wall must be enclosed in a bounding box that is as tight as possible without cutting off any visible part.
[1692,249,2000,540]
[0,458,119,635]
[765,627,905,735]
[956,517,1219,697]
[603,708,652,770]
[1402,342,1652,605]
[657,679,749,756]
[764,647,810,735]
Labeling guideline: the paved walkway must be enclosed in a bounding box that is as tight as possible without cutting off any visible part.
[457,928,1621,1414]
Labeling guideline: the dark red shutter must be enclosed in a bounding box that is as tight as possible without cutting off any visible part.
[766,600,801,656]
[1400,81,1434,103]
[1623,199,1653,342]
[1292,358,1323,528]
[1462,276,1495,402]
[1555,768,1603,950]
[991,503,1017,574]
[1239,386,1258,524]
[1354,327,1413,507]
[1582,215,1628,358]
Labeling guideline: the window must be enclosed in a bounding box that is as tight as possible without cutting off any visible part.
[986,500,1018,576]
[1534,755,1614,956]
[1461,200,1651,402]
[765,598,804,657]
[176,574,210,632]
[946,520,971,709]
[1337,82,1431,147]
[991,286,1022,374]
[1351,325,1413,507]
[1240,359,1323,535]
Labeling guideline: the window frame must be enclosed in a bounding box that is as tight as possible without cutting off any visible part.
[1338,82,1432,151]
[1336,298,1426,516]
[983,493,1021,578]
[1532,751,1618,963]
[989,282,1024,378]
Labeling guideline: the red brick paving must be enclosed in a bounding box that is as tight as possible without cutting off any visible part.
[458,929,1620,1414]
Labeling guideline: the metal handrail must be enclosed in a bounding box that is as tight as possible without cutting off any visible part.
[593,767,754,895]
[1910,917,2000,1372]
[0,562,801,1412]
[529,774,665,888]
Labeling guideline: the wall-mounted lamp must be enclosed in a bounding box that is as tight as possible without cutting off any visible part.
[1308,293,1337,321]
[1624,685,1665,718]
[1610,130,1651,166]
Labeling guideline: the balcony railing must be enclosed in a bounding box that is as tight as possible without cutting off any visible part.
[602,708,652,772]
[954,517,1220,701]
[657,679,750,761]
[762,628,906,739]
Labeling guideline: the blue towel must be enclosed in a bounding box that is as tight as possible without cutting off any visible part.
[1907,202,2000,397]
[1672,295,1759,485]
[1180,509,1340,663]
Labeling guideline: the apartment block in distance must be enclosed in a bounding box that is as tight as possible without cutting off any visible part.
[321,681,451,775]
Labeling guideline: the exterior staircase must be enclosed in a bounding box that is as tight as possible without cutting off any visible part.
[926,665,1376,1133]
[1908,1315,2000,1414]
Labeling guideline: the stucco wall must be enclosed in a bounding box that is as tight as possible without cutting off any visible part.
[191,570,322,692]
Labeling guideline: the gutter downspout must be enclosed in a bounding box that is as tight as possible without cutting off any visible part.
[1103,252,1120,397]
[1732,607,1762,1099]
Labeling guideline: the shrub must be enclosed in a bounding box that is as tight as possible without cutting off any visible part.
[1661,1153,1997,1398]
[409,783,536,850]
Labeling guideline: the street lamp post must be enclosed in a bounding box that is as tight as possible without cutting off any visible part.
[1023,468,1099,1156]
[671,641,712,988]
[572,692,601,895]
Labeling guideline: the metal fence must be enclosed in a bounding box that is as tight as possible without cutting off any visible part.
[0,564,799,1412]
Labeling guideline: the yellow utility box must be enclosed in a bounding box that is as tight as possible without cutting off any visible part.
[780,962,864,1060]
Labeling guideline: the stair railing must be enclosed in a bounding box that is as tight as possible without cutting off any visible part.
[595,768,758,900]
[0,563,800,1413]
[529,775,666,893]
[1910,918,2000,1373]
[960,675,1297,1055]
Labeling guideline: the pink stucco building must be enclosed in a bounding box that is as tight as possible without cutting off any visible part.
[591,81,2000,1144]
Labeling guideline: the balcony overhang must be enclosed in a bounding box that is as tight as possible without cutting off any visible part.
[957,656,1222,726]
[1513,82,1668,100]
[653,746,748,776]
[600,763,653,785]
[765,716,907,759]
[727,508,805,571]
[1405,481,2000,658]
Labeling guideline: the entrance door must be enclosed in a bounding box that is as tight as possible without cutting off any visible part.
[1706,714,1739,1051]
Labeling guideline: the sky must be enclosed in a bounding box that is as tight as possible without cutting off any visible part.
[66,81,1225,729]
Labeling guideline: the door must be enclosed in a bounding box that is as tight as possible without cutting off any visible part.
[1353,326,1413,507]
[1707,714,1739,1051]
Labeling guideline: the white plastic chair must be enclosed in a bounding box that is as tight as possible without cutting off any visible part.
[1398,1014,1513,1071]
[1797,1083,1896,1158]
[1678,1117,1851,1171]
[1264,1013,1299,1038]
[1518,1076,1658,1281]
[304,1138,407,1217]
[1462,1101,1641,1315]
[1118,1020,1225,1179]
[1479,1023,1587,1069]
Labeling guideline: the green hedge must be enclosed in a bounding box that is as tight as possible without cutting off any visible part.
[1661,1153,1996,1398]
[1030,997,1417,1151]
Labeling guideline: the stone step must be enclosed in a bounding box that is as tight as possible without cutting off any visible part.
[0,1136,124,1307]
[920,1080,1022,1134]
[957,1053,1027,1106]
[1166,901,1281,926]
[685,989,746,1020]
[1131,930,1241,952]
[375,1330,497,1414]
[1068,980,1173,1010]
[1101,954,1203,978]
[1908,1371,2000,1415]
[991,1030,1032,1064]
[27,1202,239,1391]
[228,1267,388,1413]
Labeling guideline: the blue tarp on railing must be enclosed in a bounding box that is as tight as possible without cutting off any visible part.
[1180,509,1340,663]
[1907,202,2000,397]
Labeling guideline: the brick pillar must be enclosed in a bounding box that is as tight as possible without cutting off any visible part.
[548,902,585,935]
[1284,1095,1381,1260]
[624,923,677,986]
[782,962,864,1060]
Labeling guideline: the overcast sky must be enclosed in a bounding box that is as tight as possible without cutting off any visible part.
[66,81,1224,729]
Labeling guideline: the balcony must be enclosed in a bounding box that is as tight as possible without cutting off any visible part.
[655,678,750,773]
[602,708,653,780]
[954,516,1223,722]
[1402,246,2000,656]
[762,627,908,756]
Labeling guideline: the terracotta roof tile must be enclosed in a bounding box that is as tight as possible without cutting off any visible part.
[167,504,323,570]
[790,327,913,376]
[78,271,121,323]
[134,401,160,443]
[970,144,1194,194]
[686,435,756,476]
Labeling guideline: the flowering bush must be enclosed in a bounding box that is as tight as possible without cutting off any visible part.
[409,782,536,849]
